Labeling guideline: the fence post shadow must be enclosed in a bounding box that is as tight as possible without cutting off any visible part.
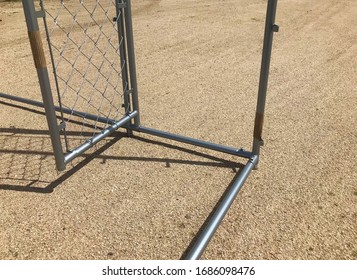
[0,133,125,193]
[0,125,243,194]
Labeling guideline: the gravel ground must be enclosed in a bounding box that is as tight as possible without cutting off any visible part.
[0,0,356,259]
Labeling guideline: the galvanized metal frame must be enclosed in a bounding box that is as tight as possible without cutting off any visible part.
[19,0,141,171]
[0,0,279,259]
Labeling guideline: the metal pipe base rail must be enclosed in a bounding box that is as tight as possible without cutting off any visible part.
[124,126,258,259]
[1,0,278,260]
[183,155,258,260]
[128,125,253,159]
[0,92,257,259]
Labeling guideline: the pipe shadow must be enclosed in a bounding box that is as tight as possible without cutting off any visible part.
[0,127,243,194]
[0,100,106,132]
[0,134,125,193]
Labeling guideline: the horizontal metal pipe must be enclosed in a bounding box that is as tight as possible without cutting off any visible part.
[0,92,117,125]
[184,155,258,260]
[0,93,252,159]
[64,110,137,163]
[129,126,253,159]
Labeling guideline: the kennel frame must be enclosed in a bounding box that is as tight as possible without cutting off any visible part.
[0,0,279,259]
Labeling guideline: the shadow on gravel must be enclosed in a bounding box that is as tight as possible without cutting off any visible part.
[0,101,242,194]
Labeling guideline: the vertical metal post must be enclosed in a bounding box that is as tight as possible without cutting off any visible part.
[123,0,140,126]
[115,0,132,134]
[22,0,65,171]
[252,0,279,162]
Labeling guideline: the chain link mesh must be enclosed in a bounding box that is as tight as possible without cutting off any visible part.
[39,0,128,152]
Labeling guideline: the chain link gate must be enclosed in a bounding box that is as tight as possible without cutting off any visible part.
[0,0,279,259]
[18,0,140,171]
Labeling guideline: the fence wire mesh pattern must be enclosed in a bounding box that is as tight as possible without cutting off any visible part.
[40,0,129,152]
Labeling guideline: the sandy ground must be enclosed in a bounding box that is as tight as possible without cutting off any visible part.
[0,0,356,259]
